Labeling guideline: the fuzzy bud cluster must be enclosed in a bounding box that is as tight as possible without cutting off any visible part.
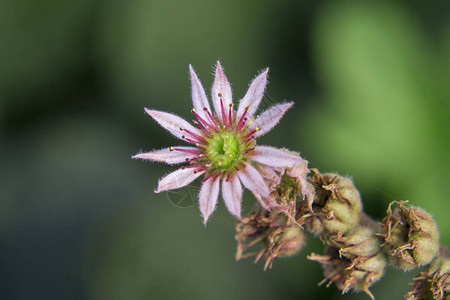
[406,247,450,300]
[235,210,307,270]
[380,201,440,271]
[308,217,387,299]
[304,170,363,238]
[305,171,386,299]
[309,244,386,300]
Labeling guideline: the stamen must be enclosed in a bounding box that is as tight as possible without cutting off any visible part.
[182,163,207,170]
[244,147,255,154]
[182,127,205,142]
[192,120,211,137]
[194,167,208,174]
[173,148,202,155]
[237,106,249,131]
[243,126,260,140]
[195,143,208,149]
[220,98,227,126]
[187,156,203,162]
[202,173,216,183]
[203,107,219,129]
[191,109,214,131]
[181,135,201,145]
[228,103,233,128]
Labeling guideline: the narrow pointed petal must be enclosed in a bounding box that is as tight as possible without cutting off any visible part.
[237,164,270,198]
[248,102,293,138]
[155,168,205,193]
[222,174,242,218]
[189,65,212,121]
[199,176,220,224]
[257,164,281,184]
[236,68,269,120]
[254,193,270,210]
[145,108,202,141]
[211,61,232,123]
[132,147,200,165]
[254,192,287,211]
[251,146,302,168]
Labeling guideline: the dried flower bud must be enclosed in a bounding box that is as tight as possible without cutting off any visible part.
[337,226,382,258]
[380,201,439,270]
[235,210,307,270]
[287,160,315,210]
[255,159,314,213]
[305,171,362,237]
[406,248,450,300]
[309,246,386,300]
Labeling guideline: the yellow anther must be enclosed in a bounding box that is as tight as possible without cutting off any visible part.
[169,147,174,151]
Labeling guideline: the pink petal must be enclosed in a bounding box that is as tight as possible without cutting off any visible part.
[257,164,281,184]
[254,193,270,210]
[132,147,199,165]
[199,176,220,224]
[189,64,212,121]
[237,164,270,198]
[211,61,232,124]
[145,108,202,142]
[155,168,205,193]
[248,102,293,138]
[236,68,269,120]
[251,146,302,167]
[222,174,242,218]
[254,193,287,211]
[287,160,315,211]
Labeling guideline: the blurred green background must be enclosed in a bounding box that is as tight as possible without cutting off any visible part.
[1,0,449,299]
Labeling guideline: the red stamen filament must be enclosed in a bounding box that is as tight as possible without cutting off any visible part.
[191,109,214,131]
[243,127,260,140]
[173,148,202,155]
[220,98,227,127]
[181,128,204,142]
[192,120,211,137]
[202,173,214,183]
[182,163,206,170]
[237,107,249,131]
[202,172,221,183]
[228,103,233,128]
[181,135,201,145]
[187,156,203,162]
[203,107,219,129]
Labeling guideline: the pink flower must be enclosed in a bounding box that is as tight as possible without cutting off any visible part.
[133,61,302,224]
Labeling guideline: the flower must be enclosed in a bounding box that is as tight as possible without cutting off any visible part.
[133,61,302,224]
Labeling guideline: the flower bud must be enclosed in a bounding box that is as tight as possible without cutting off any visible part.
[337,226,382,258]
[309,246,386,300]
[256,159,315,215]
[380,201,439,270]
[406,247,450,300]
[235,210,307,270]
[287,160,315,210]
[305,170,362,238]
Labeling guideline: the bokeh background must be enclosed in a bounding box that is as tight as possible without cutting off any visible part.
[1,0,449,299]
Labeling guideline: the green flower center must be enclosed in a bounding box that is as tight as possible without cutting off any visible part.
[206,131,241,169]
